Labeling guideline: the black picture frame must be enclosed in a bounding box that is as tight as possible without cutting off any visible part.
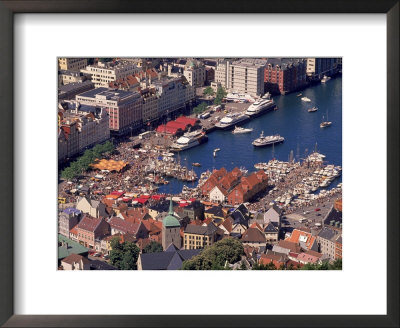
[0,1,398,327]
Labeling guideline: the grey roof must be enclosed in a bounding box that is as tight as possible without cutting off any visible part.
[324,207,342,226]
[59,80,93,93]
[184,200,204,211]
[140,248,201,270]
[205,206,224,217]
[318,226,341,241]
[165,243,179,252]
[89,260,117,270]
[264,222,278,233]
[184,224,209,235]
[148,200,178,213]
[77,87,139,101]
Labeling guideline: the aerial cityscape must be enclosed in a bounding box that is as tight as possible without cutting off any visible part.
[58,57,342,270]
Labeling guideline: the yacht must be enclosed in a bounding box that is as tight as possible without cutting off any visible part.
[225,92,240,102]
[252,131,285,147]
[308,106,318,112]
[170,130,208,151]
[232,126,253,134]
[215,112,250,130]
[321,75,331,84]
[301,97,311,102]
[245,97,276,117]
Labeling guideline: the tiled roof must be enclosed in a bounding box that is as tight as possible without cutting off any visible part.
[286,229,317,251]
[241,228,266,243]
[62,253,90,265]
[77,215,103,232]
[109,216,139,234]
[276,240,301,253]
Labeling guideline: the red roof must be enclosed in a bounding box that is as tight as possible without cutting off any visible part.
[156,125,180,134]
[77,215,103,233]
[175,116,198,126]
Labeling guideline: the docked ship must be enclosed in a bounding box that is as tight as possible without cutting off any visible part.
[301,96,311,102]
[232,126,253,134]
[215,112,250,130]
[308,106,318,112]
[321,75,331,84]
[170,130,208,151]
[245,95,276,117]
[252,131,285,147]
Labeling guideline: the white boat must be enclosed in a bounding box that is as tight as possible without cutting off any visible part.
[301,97,311,102]
[232,126,253,134]
[308,106,318,112]
[225,92,240,102]
[320,112,332,128]
[215,112,250,130]
[245,97,276,117]
[170,130,208,151]
[321,75,331,84]
[252,131,285,147]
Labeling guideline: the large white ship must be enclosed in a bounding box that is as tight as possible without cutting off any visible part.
[170,130,208,151]
[252,131,285,147]
[245,95,275,117]
[215,112,250,130]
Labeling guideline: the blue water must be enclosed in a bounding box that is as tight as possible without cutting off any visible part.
[159,77,342,194]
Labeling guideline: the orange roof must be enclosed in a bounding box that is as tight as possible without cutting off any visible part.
[90,159,128,172]
[285,229,317,250]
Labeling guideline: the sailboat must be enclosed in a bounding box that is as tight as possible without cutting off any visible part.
[320,110,332,128]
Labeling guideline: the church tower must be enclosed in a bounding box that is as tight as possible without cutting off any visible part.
[162,198,181,250]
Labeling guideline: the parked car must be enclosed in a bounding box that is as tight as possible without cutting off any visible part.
[315,208,321,211]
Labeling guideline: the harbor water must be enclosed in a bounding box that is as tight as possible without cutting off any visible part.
[159,77,342,194]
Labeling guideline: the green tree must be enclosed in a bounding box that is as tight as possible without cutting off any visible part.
[109,237,140,270]
[193,102,208,114]
[143,241,163,254]
[203,86,215,97]
[213,86,227,105]
[181,238,244,270]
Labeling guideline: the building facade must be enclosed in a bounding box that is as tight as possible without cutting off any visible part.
[215,59,267,96]
[81,61,140,88]
[58,58,88,72]
[306,58,339,80]
[264,58,307,95]
[76,88,143,135]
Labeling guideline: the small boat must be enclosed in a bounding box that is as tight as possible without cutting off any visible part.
[232,126,253,134]
[214,148,221,152]
[308,106,318,112]
[297,93,303,97]
[320,112,332,128]
[192,162,201,167]
[301,97,311,102]
[321,75,331,84]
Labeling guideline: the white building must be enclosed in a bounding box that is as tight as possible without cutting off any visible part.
[81,61,141,88]
[58,58,88,71]
[215,58,267,96]
[209,186,227,203]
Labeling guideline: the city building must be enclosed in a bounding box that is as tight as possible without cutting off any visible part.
[182,200,204,221]
[76,88,143,135]
[76,196,107,218]
[60,253,91,270]
[227,170,268,205]
[183,59,206,87]
[285,229,319,252]
[58,208,81,237]
[58,58,88,72]
[58,80,95,100]
[241,227,267,247]
[215,58,267,96]
[264,58,307,95]
[76,215,110,249]
[58,234,89,261]
[183,222,222,250]
[306,58,339,80]
[153,76,195,119]
[58,70,88,86]
[317,226,342,260]
[58,106,110,161]
[161,199,181,250]
[81,61,140,88]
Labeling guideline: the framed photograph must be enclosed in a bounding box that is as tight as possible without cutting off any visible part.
[0,1,398,327]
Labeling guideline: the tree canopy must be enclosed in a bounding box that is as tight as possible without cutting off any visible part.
[181,238,244,270]
[143,241,163,254]
[109,237,140,270]
[60,140,115,180]
[213,86,227,105]
[193,102,208,114]
[203,86,215,97]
